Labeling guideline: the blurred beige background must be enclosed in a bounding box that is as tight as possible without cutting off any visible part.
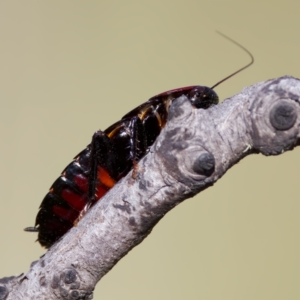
[0,1,299,299]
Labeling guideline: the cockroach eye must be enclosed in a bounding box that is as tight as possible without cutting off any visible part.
[188,87,219,109]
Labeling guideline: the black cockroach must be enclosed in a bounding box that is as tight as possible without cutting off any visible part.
[25,33,254,248]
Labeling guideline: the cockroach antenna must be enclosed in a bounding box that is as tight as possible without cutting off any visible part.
[210,31,254,90]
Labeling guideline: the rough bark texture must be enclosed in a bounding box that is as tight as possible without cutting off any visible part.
[1,76,299,300]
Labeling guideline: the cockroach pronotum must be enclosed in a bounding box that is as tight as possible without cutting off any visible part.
[25,32,254,248]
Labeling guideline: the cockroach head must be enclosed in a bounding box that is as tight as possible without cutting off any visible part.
[188,86,219,109]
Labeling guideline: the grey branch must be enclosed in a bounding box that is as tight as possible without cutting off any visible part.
[1,76,300,300]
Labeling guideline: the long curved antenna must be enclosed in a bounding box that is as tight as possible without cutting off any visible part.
[210,31,254,90]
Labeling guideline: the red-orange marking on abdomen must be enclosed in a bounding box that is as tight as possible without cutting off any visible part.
[98,167,116,188]
[61,189,87,211]
[73,174,89,193]
[52,205,78,223]
[95,185,108,200]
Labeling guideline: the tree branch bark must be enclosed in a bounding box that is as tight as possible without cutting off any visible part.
[1,76,300,300]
